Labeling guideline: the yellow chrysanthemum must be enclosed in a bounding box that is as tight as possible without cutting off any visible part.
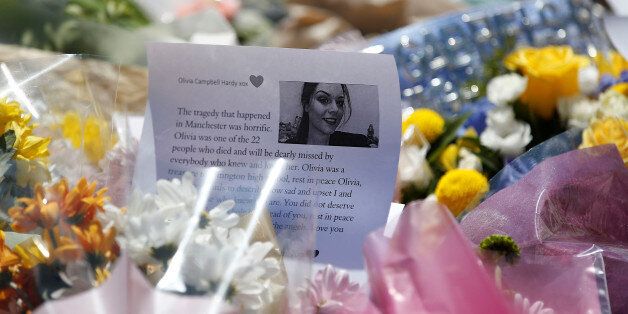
[435,169,489,216]
[439,144,459,171]
[1,99,51,187]
[0,98,31,132]
[402,108,445,143]
[60,112,117,164]
[505,46,590,120]
[580,117,628,167]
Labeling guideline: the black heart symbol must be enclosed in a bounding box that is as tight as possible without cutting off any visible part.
[250,75,264,88]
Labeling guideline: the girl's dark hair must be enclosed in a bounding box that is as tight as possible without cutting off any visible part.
[294,82,352,144]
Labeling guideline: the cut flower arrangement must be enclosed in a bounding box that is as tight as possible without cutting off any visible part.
[397,46,628,213]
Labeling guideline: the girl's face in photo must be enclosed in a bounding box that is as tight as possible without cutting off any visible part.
[306,83,346,135]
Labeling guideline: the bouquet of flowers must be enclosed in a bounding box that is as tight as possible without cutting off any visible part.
[396,107,503,215]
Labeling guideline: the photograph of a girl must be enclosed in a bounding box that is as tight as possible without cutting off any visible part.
[278,81,379,148]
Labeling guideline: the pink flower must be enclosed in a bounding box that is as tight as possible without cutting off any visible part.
[297,265,379,314]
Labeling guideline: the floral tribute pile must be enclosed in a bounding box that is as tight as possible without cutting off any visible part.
[397,46,628,214]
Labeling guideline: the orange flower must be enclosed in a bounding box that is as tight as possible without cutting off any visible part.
[72,221,117,258]
[42,227,83,264]
[8,185,60,232]
[57,178,108,227]
[72,222,118,283]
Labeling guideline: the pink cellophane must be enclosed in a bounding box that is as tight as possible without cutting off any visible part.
[461,145,627,312]
[363,196,515,314]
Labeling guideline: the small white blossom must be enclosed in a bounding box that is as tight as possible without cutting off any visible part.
[457,148,483,171]
[578,66,599,96]
[487,73,528,106]
[480,106,532,157]
[557,95,600,129]
[597,89,628,120]
[397,145,433,190]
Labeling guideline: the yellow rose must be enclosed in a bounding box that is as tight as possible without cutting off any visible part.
[596,51,628,77]
[580,117,628,167]
[505,46,590,120]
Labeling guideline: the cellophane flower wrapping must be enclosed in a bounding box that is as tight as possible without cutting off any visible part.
[0,54,135,312]
[461,145,626,312]
[363,196,515,314]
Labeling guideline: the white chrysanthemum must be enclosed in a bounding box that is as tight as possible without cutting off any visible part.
[480,106,532,157]
[397,145,433,190]
[155,171,198,212]
[557,95,600,129]
[48,139,103,185]
[578,66,599,96]
[457,147,483,171]
[598,89,628,120]
[514,293,555,314]
[487,73,528,106]
[182,229,281,313]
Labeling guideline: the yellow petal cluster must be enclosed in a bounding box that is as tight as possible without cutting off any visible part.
[435,169,489,216]
[402,108,445,143]
[0,99,51,187]
[61,112,117,164]
[580,117,628,167]
[596,51,628,77]
[505,46,590,120]
[611,82,628,97]
[439,144,459,171]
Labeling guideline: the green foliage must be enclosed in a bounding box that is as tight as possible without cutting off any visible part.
[65,0,150,29]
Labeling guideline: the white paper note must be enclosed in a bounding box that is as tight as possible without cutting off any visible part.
[145,43,400,268]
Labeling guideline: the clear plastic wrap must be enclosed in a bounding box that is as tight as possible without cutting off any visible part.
[0,54,132,312]
[461,145,627,313]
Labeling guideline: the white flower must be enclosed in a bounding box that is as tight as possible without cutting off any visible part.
[47,139,103,185]
[457,147,483,171]
[182,229,281,313]
[397,145,433,190]
[557,95,600,129]
[200,199,239,230]
[487,73,528,106]
[578,66,599,96]
[155,171,198,213]
[514,293,555,314]
[597,89,628,120]
[480,106,532,157]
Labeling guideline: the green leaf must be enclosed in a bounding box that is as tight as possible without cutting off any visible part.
[427,113,471,164]
[0,130,16,153]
